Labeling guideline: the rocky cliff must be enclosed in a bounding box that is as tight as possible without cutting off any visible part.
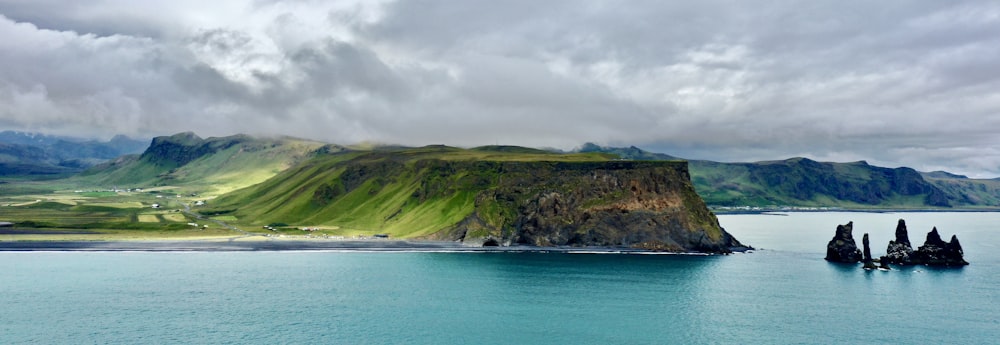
[140,132,249,168]
[440,161,747,253]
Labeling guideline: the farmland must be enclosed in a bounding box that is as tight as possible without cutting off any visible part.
[0,186,233,240]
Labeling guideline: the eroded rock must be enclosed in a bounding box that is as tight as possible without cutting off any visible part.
[911,227,969,266]
[862,233,877,270]
[883,219,914,265]
[825,221,862,263]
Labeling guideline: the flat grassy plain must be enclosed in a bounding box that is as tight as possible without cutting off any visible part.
[0,185,239,241]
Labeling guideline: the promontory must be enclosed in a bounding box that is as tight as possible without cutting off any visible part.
[201,144,748,253]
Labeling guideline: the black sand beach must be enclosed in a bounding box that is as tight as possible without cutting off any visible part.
[0,239,667,253]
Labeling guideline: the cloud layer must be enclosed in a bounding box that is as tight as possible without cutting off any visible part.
[1,1,999,176]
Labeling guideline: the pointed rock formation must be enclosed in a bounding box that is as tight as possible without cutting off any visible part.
[862,233,877,270]
[911,227,969,266]
[883,219,914,265]
[825,221,862,263]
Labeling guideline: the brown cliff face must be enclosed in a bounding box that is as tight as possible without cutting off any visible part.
[445,161,747,253]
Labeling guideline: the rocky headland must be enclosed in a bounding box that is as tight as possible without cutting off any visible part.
[205,146,751,254]
[436,161,751,253]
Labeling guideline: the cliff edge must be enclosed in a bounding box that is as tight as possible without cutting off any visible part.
[439,161,746,253]
[210,147,748,254]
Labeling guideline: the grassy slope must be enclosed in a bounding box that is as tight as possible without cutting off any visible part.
[924,176,1000,206]
[206,146,616,237]
[689,158,946,207]
[73,136,325,196]
[0,134,329,240]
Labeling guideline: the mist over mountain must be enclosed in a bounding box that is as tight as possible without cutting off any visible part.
[0,131,148,176]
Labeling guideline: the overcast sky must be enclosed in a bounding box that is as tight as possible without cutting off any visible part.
[1,1,999,177]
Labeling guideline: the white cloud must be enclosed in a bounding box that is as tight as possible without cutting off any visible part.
[1,1,1000,176]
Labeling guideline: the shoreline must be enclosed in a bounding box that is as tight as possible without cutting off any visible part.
[0,239,719,254]
[712,208,1000,215]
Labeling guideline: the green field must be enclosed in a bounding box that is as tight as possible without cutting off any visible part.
[0,188,238,240]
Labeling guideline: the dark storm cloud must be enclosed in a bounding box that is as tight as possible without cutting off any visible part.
[1,1,999,176]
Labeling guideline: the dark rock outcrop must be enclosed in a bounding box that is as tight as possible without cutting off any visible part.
[825,221,862,263]
[883,219,914,264]
[444,161,749,253]
[911,227,969,266]
[862,233,877,270]
[141,132,250,168]
[877,256,892,270]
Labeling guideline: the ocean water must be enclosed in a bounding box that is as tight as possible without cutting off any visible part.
[2,212,998,344]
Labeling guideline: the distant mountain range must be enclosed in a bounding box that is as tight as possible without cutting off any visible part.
[0,131,148,176]
[3,131,998,208]
[579,143,1000,208]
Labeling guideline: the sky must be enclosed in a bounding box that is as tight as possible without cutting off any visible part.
[1,1,999,177]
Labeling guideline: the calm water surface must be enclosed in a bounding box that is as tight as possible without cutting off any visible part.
[2,212,998,344]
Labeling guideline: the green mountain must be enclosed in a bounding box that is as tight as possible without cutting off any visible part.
[577,144,982,208]
[75,132,327,195]
[578,143,681,161]
[921,172,1000,206]
[690,158,950,207]
[204,145,746,252]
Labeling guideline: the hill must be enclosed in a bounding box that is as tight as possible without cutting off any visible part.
[920,172,1000,206]
[689,158,950,207]
[576,144,973,208]
[74,132,327,195]
[578,143,681,161]
[204,146,745,253]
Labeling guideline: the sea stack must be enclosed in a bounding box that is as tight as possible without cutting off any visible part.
[911,227,969,266]
[883,219,914,265]
[825,221,863,263]
[861,233,877,270]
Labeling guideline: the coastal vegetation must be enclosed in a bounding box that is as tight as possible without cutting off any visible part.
[0,190,231,240]
[201,146,743,252]
[2,132,999,249]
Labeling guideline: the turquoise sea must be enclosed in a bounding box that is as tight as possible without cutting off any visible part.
[2,212,998,344]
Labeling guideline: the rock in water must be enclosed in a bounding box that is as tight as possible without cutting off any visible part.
[877,256,892,270]
[911,227,969,266]
[883,219,914,265]
[825,221,863,263]
[862,233,877,270]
